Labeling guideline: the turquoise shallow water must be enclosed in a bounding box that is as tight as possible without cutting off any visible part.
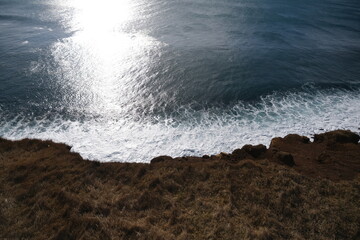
[1,0,360,162]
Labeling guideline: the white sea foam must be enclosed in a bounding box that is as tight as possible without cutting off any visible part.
[1,88,359,162]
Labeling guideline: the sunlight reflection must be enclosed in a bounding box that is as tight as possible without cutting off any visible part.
[50,0,161,115]
[71,0,133,33]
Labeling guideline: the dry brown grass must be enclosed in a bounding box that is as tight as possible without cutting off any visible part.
[1,130,360,239]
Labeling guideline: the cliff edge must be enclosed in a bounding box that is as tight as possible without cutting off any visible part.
[1,130,359,239]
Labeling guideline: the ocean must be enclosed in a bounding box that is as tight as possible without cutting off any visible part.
[1,0,360,162]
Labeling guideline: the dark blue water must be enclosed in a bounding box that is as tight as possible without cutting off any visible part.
[1,0,360,162]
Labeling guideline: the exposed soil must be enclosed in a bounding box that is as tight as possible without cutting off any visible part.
[1,130,360,239]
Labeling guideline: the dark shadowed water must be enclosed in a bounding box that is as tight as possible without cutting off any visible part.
[1,0,360,161]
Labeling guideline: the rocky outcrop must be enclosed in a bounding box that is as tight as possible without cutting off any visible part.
[231,144,267,160]
[314,130,360,144]
[150,155,173,164]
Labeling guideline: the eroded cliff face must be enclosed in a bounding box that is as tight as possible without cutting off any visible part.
[1,130,359,240]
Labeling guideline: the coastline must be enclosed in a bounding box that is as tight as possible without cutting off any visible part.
[1,130,359,239]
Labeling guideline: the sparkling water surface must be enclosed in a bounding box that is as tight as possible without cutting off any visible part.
[1,0,360,162]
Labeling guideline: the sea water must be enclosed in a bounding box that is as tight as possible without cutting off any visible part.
[1,0,360,162]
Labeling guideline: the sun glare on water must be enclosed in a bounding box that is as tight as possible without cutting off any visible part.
[49,0,160,116]
[71,0,133,33]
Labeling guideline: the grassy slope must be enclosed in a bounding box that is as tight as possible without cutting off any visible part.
[1,130,360,240]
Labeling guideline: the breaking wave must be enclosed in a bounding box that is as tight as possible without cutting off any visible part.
[1,86,359,162]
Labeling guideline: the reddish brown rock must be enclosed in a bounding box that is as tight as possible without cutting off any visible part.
[150,155,173,164]
[270,134,309,149]
[283,134,310,144]
[232,144,267,160]
[242,144,267,158]
[314,130,360,144]
[269,137,283,149]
